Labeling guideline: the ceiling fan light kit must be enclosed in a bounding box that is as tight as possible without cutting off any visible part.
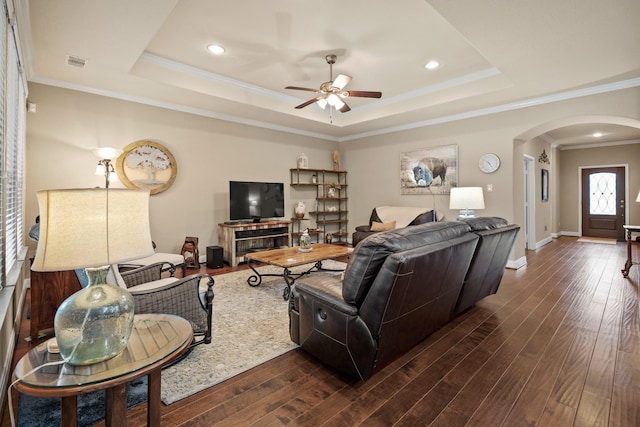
[285,54,382,114]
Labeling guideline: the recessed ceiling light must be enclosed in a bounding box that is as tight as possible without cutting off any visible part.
[593,132,603,137]
[425,60,440,70]
[207,44,225,55]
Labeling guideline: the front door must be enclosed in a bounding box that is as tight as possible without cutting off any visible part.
[581,167,625,239]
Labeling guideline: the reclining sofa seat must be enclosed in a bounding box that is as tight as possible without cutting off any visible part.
[454,217,520,315]
[289,221,479,380]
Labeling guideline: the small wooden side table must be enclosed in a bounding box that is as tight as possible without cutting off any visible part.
[29,268,82,342]
[13,313,193,427]
[621,225,640,277]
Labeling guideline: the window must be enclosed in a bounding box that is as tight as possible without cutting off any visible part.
[0,0,27,289]
[589,172,616,215]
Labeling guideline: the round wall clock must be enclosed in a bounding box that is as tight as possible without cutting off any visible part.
[116,140,177,195]
[478,153,500,173]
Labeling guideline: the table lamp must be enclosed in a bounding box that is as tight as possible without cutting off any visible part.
[449,187,485,219]
[31,188,154,365]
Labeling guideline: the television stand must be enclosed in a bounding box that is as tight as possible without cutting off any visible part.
[218,220,291,267]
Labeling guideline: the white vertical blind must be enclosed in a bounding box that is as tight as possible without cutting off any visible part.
[5,26,25,274]
[0,0,26,289]
[0,1,7,288]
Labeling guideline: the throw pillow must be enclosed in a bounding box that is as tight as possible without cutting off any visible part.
[370,220,396,231]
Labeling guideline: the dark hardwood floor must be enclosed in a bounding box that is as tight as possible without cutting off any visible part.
[3,236,639,426]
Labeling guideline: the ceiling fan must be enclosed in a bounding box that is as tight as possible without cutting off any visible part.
[285,54,382,113]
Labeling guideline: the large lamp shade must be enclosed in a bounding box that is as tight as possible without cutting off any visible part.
[32,188,154,271]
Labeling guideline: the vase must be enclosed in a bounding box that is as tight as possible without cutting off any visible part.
[297,153,308,169]
[294,201,305,219]
[300,229,311,249]
[327,187,336,198]
[54,266,135,365]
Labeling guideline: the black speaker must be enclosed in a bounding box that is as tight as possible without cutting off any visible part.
[206,246,224,269]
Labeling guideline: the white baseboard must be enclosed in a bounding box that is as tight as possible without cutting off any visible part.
[507,256,527,269]
[536,236,553,249]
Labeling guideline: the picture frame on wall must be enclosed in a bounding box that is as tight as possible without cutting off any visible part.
[116,140,177,195]
[541,168,549,202]
[400,145,458,195]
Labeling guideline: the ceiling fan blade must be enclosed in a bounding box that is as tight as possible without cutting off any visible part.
[333,74,351,90]
[346,90,382,98]
[339,101,351,113]
[285,86,320,93]
[295,97,324,109]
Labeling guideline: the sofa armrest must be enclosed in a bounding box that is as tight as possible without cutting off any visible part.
[291,274,376,379]
[119,262,176,287]
[294,274,357,316]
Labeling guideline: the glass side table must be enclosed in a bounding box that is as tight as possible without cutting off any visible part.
[13,313,193,427]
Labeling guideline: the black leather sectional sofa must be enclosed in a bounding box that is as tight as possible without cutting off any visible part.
[289,217,519,380]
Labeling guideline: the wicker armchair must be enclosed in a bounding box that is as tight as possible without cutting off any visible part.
[113,262,215,348]
[120,252,187,276]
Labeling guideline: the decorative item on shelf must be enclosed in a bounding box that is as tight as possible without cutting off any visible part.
[294,201,306,219]
[93,147,123,188]
[327,182,341,198]
[327,206,338,212]
[299,229,311,252]
[31,188,154,365]
[449,187,485,219]
[181,236,200,269]
[333,150,340,171]
[325,233,333,244]
[311,174,317,184]
[297,153,309,169]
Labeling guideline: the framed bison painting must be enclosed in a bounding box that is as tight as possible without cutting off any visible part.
[400,145,458,195]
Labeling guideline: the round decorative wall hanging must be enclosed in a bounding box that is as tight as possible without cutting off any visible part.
[116,140,177,195]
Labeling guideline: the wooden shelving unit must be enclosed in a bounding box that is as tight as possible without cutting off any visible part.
[290,168,348,245]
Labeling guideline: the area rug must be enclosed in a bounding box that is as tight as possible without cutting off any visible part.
[17,377,147,427]
[160,259,345,404]
[576,237,617,244]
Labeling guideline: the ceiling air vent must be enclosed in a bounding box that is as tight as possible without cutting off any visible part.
[66,54,87,68]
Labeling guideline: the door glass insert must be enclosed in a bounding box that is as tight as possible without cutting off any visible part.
[589,172,616,215]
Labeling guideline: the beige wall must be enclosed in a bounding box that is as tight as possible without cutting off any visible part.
[558,143,640,234]
[26,83,640,264]
[25,83,338,254]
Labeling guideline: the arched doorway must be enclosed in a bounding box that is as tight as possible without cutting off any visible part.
[513,115,640,255]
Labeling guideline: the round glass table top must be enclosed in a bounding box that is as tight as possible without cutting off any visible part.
[14,313,192,389]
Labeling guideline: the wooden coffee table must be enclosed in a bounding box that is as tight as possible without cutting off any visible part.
[245,243,352,299]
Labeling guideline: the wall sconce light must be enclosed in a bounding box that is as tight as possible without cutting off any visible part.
[449,187,485,219]
[93,147,122,188]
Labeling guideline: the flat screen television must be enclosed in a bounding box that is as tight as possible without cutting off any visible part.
[229,181,285,221]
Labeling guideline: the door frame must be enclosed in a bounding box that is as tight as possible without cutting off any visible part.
[577,163,629,236]
[524,155,536,250]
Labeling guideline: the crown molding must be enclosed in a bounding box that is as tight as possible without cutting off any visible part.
[29,73,640,143]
